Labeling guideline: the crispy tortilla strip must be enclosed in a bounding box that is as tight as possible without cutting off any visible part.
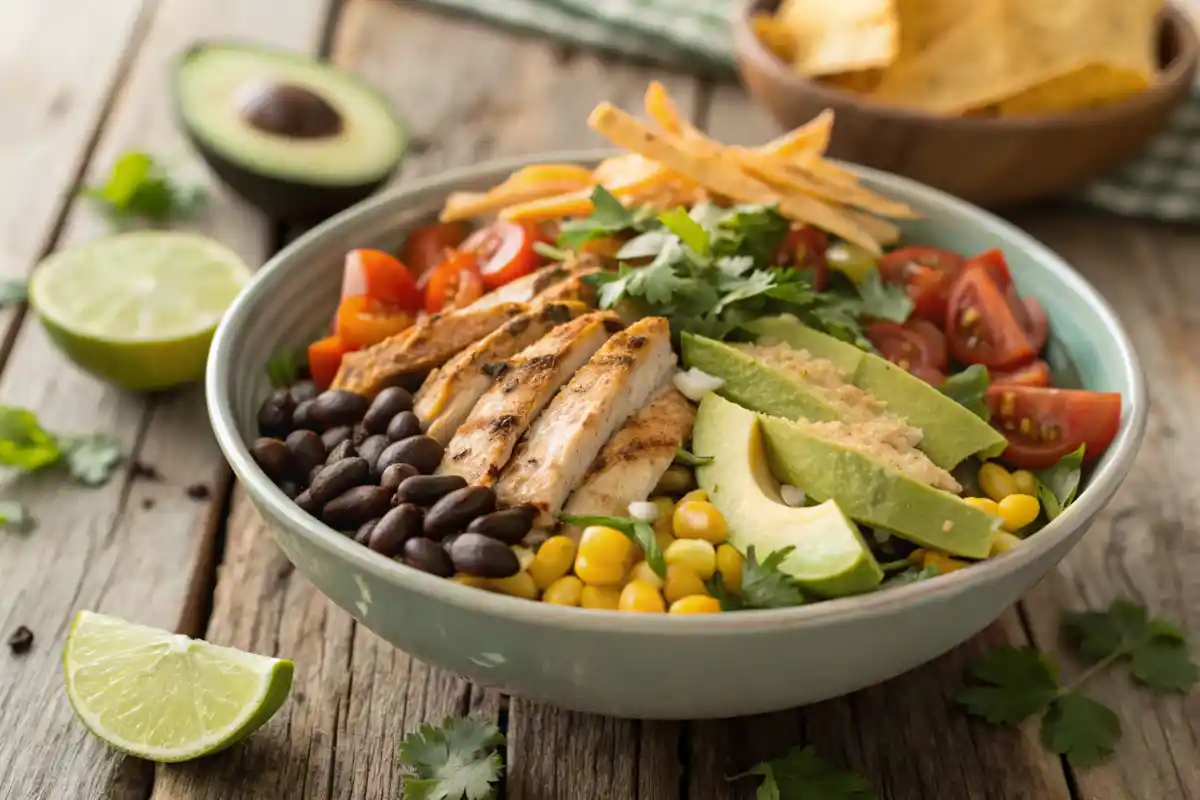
[643,80,704,140]
[498,189,597,223]
[735,152,917,218]
[331,302,529,397]
[441,164,596,222]
[760,108,835,157]
[587,102,887,253]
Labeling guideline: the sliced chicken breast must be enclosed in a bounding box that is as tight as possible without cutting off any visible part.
[438,311,623,485]
[331,302,528,397]
[559,384,695,541]
[465,262,578,311]
[494,316,677,530]
[414,300,592,444]
[529,264,602,306]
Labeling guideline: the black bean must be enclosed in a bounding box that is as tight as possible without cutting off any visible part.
[355,518,379,545]
[322,485,392,530]
[466,505,538,545]
[394,474,467,507]
[368,503,423,557]
[424,486,497,539]
[308,464,323,486]
[321,425,354,451]
[250,437,292,483]
[285,430,326,479]
[403,537,453,577]
[351,424,370,447]
[448,533,520,578]
[279,480,300,500]
[377,435,443,475]
[357,435,388,478]
[289,380,319,404]
[441,533,461,552]
[295,489,320,516]
[325,439,356,466]
[380,463,419,492]
[257,389,295,438]
[386,411,422,442]
[292,399,318,430]
[308,390,369,431]
[309,457,371,505]
[363,387,413,434]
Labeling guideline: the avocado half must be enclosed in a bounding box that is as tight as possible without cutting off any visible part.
[173,42,407,223]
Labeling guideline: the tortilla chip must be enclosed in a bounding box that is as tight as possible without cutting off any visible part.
[991,64,1151,116]
[778,0,899,76]
[752,13,798,62]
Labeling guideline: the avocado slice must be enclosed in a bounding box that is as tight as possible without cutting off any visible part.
[745,315,1007,468]
[692,393,883,597]
[758,414,999,559]
[173,42,407,223]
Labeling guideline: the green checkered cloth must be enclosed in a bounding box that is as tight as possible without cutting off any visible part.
[416,0,1200,222]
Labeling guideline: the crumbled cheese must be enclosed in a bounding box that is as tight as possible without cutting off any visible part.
[628,501,660,522]
[673,367,725,402]
[779,484,807,508]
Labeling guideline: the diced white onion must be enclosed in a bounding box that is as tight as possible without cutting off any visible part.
[673,367,725,402]
[628,501,660,522]
[780,484,806,508]
[825,243,851,265]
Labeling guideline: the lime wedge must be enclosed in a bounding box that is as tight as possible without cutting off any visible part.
[63,610,293,763]
[29,231,251,391]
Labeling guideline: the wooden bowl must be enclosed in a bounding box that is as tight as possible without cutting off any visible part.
[732,0,1200,208]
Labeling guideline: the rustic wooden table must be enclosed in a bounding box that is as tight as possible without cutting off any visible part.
[1,1,1197,798]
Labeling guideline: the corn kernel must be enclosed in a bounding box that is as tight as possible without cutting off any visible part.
[923,551,969,573]
[672,501,728,544]
[669,595,722,614]
[997,493,1040,532]
[654,527,676,553]
[664,563,709,604]
[511,545,535,572]
[629,560,665,589]
[489,570,538,599]
[542,575,584,606]
[580,585,621,610]
[1011,469,1038,496]
[452,574,492,590]
[679,489,708,505]
[664,538,717,580]
[574,526,634,586]
[990,531,1023,556]
[529,535,576,589]
[978,462,1019,502]
[964,496,1000,515]
[716,544,743,594]
[652,496,676,534]
[618,580,666,613]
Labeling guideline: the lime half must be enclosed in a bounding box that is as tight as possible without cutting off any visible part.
[63,610,293,763]
[29,231,251,391]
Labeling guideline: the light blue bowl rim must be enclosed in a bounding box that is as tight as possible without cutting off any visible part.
[207,149,1148,635]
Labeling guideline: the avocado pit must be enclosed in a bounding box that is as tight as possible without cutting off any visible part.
[236,81,343,139]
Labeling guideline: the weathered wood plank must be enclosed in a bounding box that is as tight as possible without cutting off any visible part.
[0,0,335,797]
[1011,210,1200,800]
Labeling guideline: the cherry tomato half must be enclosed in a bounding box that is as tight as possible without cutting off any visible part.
[775,226,831,291]
[964,249,1049,354]
[340,249,422,311]
[992,359,1052,388]
[867,319,948,374]
[424,250,486,314]
[401,222,470,280]
[308,335,353,390]
[945,265,1035,369]
[878,245,965,324]
[335,295,415,350]
[461,221,543,289]
[985,385,1122,469]
[965,249,1012,292]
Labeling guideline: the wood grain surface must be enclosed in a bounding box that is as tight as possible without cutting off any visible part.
[0,0,1197,798]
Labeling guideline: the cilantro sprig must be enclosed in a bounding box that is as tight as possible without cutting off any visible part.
[674,447,712,467]
[398,715,504,800]
[957,599,1197,766]
[81,151,206,226]
[1035,444,1085,520]
[560,512,666,578]
[730,745,875,800]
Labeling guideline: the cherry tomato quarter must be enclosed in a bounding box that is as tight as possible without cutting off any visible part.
[335,295,415,350]
[461,220,542,289]
[945,265,1035,368]
[307,336,352,390]
[775,226,830,290]
[401,222,469,279]
[340,249,422,311]
[985,385,1122,469]
[878,245,965,324]
[867,319,948,374]
[423,250,485,314]
[992,359,1052,388]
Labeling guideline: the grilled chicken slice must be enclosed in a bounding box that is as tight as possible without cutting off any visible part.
[530,266,601,306]
[413,301,592,444]
[465,262,577,310]
[559,384,695,541]
[438,311,623,485]
[494,316,677,530]
[331,302,528,397]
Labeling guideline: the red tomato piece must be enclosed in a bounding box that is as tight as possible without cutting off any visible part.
[965,248,1049,354]
[1017,295,1049,354]
[341,249,422,311]
[965,248,1012,292]
[335,295,415,350]
[878,245,965,324]
[992,359,1052,388]
[461,221,542,290]
[775,226,830,291]
[401,222,470,280]
[944,265,1035,368]
[424,251,485,314]
[307,336,351,390]
[867,319,948,374]
[985,385,1122,469]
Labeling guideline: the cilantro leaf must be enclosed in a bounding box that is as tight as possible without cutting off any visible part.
[1063,599,1198,694]
[59,433,123,486]
[266,346,306,389]
[626,241,692,305]
[1062,599,1147,662]
[674,447,712,467]
[1035,445,1085,520]
[739,546,807,609]
[706,572,745,611]
[729,745,875,800]
[81,151,206,225]
[0,500,32,533]
[851,269,913,323]
[556,186,642,249]
[880,562,941,588]
[560,513,666,578]
[616,230,671,260]
[1130,638,1200,694]
[398,715,504,800]
[0,407,64,471]
[956,645,1060,725]
[1040,694,1121,767]
[0,280,27,309]
[941,365,991,421]
[659,207,710,258]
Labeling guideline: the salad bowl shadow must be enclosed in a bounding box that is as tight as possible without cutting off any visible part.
[207,151,1147,720]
